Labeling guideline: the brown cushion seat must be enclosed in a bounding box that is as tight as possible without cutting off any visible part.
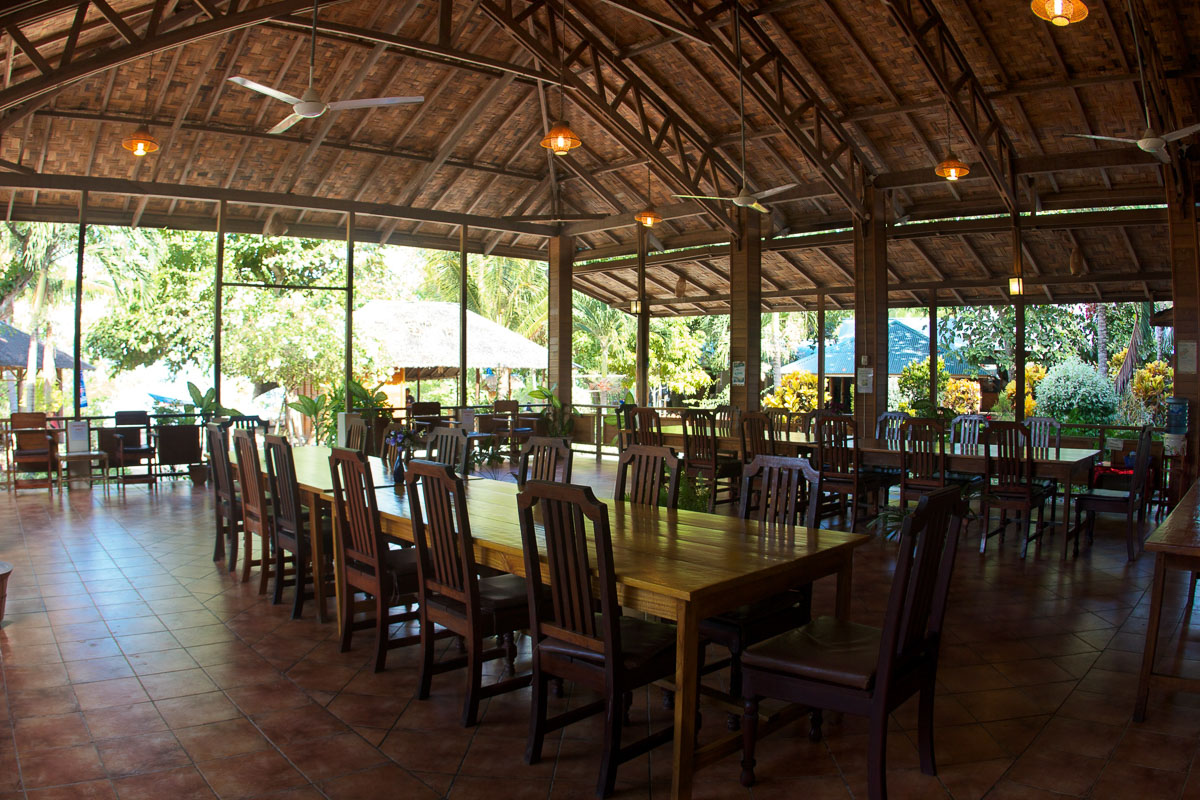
[477,573,528,611]
[539,615,675,670]
[741,616,880,690]
[385,547,419,575]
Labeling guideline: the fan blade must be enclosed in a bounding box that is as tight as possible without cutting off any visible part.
[267,114,304,135]
[755,182,798,200]
[1163,122,1200,143]
[228,76,301,105]
[1152,146,1170,164]
[326,96,424,111]
[1065,133,1139,144]
[749,202,770,214]
[672,194,730,201]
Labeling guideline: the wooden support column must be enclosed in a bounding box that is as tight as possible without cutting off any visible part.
[214,199,225,408]
[729,208,762,412]
[344,211,354,413]
[1013,213,1026,422]
[635,224,650,405]
[817,293,826,411]
[72,191,86,417]
[1168,170,1200,486]
[853,185,888,432]
[547,234,574,407]
[928,289,938,410]
[459,224,468,408]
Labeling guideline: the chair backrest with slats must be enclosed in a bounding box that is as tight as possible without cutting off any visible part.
[949,414,987,446]
[876,485,965,684]
[740,411,775,462]
[517,436,573,487]
[739,454,819,526]
[426,426,468,473]
[205,423,236,507]
[406,459,477,607]
[228,415,267,431]
[1130,424,1154,503]
[793,410,814,438]
[344,417,369,454]
[11,412,51,454]
[1025,416,1062,453]
[983,421,1034,491]
[876,411,908,443]
[764,408,790,442]
[328,447,384,583]
[714,405,739,438]
[232,429,269,540]
[630,407,663,447]
[264,434,303,548]
[614,444,681,508]
[901,418,946,493]
[681,409,719,471]
[815,414,858,478]
[518,481,619,658]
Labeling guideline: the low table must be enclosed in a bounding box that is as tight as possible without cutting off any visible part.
[55,450,109,492]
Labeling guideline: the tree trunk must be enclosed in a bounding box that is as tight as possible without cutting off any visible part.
[771,313,783,388]
[1095,304,1108,369]
[23,269,48,412]
[41,332,55,413]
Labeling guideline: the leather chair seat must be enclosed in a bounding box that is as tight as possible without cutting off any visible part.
[1076,488,1134,511]
[742,616,880,690]
[700,589,811,649]
[985,484,1050,503]
[385,547,419,575]
[477,573,528,611]
[540,615,675,670]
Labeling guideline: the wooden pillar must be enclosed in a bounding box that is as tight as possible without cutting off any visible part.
[1012,213,1026,422]
[72,191,86,417]
[214,199,225,408]
[853,185,888,433]
[459,224,468,408]
[928,290,938,410]
[635,225,650,405]
[1168,170,1200,486]
[547,234,574,407]
[729,208,762,412]
[344,212,354,413]
[816,293,826,410]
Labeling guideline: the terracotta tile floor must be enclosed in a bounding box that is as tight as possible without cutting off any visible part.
[0,462,1198,799]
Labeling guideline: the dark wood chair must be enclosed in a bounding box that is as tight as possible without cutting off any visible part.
[739,485,966,800]
[112,410,157,483]
[328,447,421,672]
[409,400,447,432]
[424,425,470,475]
[737,454,820,527]
[681,409,741,512]
[344,416,369,454]
[899,419,948,510]
[875,411,907,444]
[515,436,573,487]
[980,421,1050,558]
[629,406,663,447]
[405,459,531,726]
[8,412,55,492]
[811,414,884,531]
[231,428,273,593]
[1026,416,1063,523]
[491,399,535,458]
[205,423,241,570]
[613,443,681,507]
[1073,424,1153,561]
[764,408,790,444]
[739,411,775,463]
[517,480,687,798]
[949,413,986,446]
[264,434,333,620]
[715,404,739,438]
[227,415,268,432]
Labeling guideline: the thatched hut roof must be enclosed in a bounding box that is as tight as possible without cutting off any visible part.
[0,322,93,372]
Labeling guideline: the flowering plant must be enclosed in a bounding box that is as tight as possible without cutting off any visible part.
[385,428,425,449]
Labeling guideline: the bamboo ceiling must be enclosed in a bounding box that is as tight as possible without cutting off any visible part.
[0,0,1195,314]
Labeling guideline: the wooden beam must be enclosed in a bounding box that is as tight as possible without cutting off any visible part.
[1168,170,1199,485]
[854,184,888,431]
[548,234,574,406]
[729,208,762,411]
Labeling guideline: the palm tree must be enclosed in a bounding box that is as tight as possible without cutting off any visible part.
[573,294,632,405]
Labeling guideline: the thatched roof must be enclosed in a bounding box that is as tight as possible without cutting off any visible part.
[0,322,93,372]
[357,300,546,378]
[0,0,1195,313]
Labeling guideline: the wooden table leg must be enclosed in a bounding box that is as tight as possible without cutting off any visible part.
[835,552,853,620]
[307,494,329,624]
[1062,465,1077,559]
[1134,551,1168,722]
[670,599,699,800]
[330,497,347,638]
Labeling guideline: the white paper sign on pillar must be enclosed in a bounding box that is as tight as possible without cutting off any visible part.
[856,367,874,394]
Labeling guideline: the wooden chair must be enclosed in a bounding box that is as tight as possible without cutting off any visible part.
[205,423,241,570]
[980,421,1050,558]
[112,410,157,483]
[406,459,531,726]
[739,485,967,799]
[227,415,268,432]
[681,409,741,512]
[515,436,573,487]
[517,481,687,798]
[737,454,820,526]
[328,447,421,672]
[344,416,369,454]
[491,399,534,458]
[739,411,775,463]
[409,401,446,432]
[424,425,470,475]
[613,443,681,507]
[715,404,739,438]
[900,419,948,510]
[629,406,663,447]
[1026,416,1063,524]
[231,429,273,593]
[264,434,333,620]
[811,414,884,531]
[8,412,55,492]
[764,408,790,444]
[794,410,815,438]
[949,413,987,446]
[875,411,907,444]
[1073,424,1153,561]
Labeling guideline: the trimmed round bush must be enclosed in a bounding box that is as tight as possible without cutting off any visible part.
[1035,360,1118,425]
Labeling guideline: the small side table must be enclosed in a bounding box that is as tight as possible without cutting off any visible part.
[56,451,109,493]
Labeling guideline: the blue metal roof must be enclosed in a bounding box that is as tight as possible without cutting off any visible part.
[782,319,978,376]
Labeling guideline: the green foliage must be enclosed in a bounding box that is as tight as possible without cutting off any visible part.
[1131,360,1173,425]
[763,371,827,412]
[185,381,240,420]
[896,357,949,409]
[287,393,330,441]
[943,378,981,414]
[1035,361,1118,425]
[939,305,1090,375]
[528,384,576,437]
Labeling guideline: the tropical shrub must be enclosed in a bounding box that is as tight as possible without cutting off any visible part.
[1035,360,1118,425]
[943,378,982,414]
[763,370,828,412]
[897,357,949,408]
[1003,362,1047,416]
[1131,360,1174,424]
[1108,347,1128,378]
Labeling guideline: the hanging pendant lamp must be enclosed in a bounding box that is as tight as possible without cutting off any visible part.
[124,53,160,157]
[540,0,581,156]
[634,166,662,227]
[1032,0,1088,27]
[934,104,969,181]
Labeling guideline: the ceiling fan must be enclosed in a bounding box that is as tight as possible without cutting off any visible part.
[672,6,794,214]
[1065,2,1199,164]
[227,0,423,134]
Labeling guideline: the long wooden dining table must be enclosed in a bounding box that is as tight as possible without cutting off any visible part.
[659,425,1100,557]
[342,471,868,800]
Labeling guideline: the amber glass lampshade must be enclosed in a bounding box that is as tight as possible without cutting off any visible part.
[1032,0,1087,26]
[122,126,159,157]
[634,207,662,227]
[540,121,581,156]
[935,152,970,181]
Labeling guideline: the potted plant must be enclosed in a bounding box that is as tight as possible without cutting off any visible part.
[528,384,577,438]
[287,392,331,445]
